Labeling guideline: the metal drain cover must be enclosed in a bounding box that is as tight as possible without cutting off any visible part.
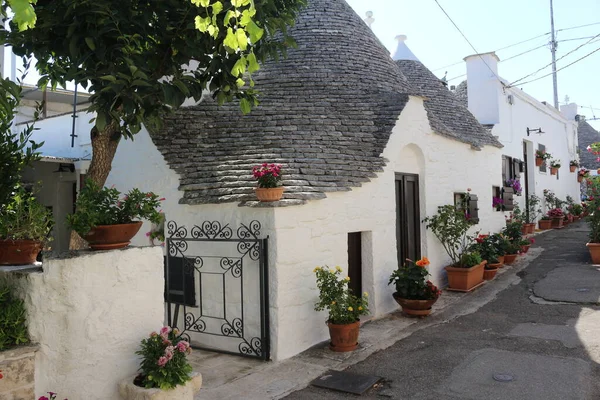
[311,370,381,395]
[493,373,515,382]
[576,288,590,292]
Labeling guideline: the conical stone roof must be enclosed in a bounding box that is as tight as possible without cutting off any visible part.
[152,0,413,205]
[578,119,600,169]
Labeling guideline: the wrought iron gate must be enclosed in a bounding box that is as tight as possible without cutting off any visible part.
[165,220,269,360]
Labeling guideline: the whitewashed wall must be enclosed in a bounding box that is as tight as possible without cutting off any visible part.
[493,87,580,212]
[0,247,165,400]
[271,96,506,359]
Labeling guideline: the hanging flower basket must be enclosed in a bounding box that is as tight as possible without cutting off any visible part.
[252,163,284,202]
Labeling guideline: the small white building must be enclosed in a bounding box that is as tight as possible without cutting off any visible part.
[106,3,504,361]
[455,53,581,213]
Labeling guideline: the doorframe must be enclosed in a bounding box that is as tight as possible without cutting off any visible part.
[394,172,421,266]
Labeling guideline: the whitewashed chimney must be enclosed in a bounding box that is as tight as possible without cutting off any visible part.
[560,103,578,120]
[464,52,500,125]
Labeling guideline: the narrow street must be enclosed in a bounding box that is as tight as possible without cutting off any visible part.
[285,223,600,400]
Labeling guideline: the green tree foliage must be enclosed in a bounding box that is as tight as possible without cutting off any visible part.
[2,0,37,31]
[0,0,306,186]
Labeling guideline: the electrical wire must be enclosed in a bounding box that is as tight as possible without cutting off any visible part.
[556,21,600,33]
[509,33,600,86]
[508,46,600,87]
[433,0,506,87]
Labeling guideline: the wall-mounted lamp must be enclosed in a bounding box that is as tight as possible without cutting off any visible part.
[526,127,544,137]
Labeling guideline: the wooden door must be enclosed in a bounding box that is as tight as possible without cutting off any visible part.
[347,233,362,297]
[395,173,421,266]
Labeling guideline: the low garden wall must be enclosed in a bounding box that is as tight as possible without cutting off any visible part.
[2,246,165,399]
[0,345,37,399]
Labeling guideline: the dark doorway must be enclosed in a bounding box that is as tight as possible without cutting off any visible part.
[347,232,362,296]
[395,173,421,266]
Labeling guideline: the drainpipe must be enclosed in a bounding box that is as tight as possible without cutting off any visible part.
[70,85,78,147]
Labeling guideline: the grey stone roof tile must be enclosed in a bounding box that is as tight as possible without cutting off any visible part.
[151,0,411,205]
[395,62,501,149]
[578,119,600,169]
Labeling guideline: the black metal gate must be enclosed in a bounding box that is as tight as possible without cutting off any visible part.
[165,220,270,360]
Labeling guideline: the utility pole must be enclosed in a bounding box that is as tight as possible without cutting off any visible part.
[550,0,559,109]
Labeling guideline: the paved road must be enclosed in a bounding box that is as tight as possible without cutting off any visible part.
[285,223,600,400]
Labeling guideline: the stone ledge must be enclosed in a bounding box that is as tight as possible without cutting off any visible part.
[240,199,307,207]
[0,344,39,361]
[0,263,42,274]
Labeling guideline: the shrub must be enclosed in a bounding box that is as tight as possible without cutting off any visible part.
[135,327,193,390]
[388,257,441,300]
[0,284,29,350]
[314,266,369,324]
[423,205,474,267]
[0,186,53,241]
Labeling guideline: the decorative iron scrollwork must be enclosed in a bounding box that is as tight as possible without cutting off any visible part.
[191,221,233,240]
[239,337,262,357]
[220,257,242,278]
[221,318,243,337]
[185,313,206,333]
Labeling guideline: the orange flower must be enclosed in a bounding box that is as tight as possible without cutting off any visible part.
[415,257,430,267]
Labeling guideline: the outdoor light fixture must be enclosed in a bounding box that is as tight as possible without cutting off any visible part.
[526,127,544,136]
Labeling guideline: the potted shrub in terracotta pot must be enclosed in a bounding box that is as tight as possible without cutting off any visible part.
[314,266,369,352]
[523,194,542,234]
[578,168,589,183]
[585,176,600,263]
[547,208,564,229]
[470,235,500,280]
[0,186,53,265]
[535,149,551,167]
[571,204,583,220]
[502,242,521,264]
[489,233,511,266]
[67,179,164,250]
[252,163,284,202]
[424,205,484,292]
[569,160,579,173]
[119,327,202,400]
[388,257,441,317]
[538,216,552,230]
[549,159,561,175]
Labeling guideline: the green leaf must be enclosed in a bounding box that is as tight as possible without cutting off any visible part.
[100,75,117,82]
[235,78,245,88]
[223,27,238,50]
[247,52,259,73]
[231,56,246,77]
[246,20,264,43]
[235,28,248,51]
[95,112,107,131]
[240,98,251,114]
[85,37,96,51]
[7,0,37,31]
[211,1,223,14]
[199,0,210,6]
[194,16,210,32]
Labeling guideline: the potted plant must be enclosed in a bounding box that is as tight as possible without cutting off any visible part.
[547,208,564,228]
[314,266,369,352]
[569,160,579,173]
[67,179,164,250]
[492,196,504,211]
[585,177,600,263]
[252,163,284,202]
[535,149,551,167]
[504,179,522,197]
[424,205,485,292]
[489,233,510,266]
[0,186,53,265]
[578,168,590,183]
[503,242,521,264]
[519,237,534,254]
[549,159,561,175]
[388,257,441,317]
[538,215,552,230]
[523,194,542,233]
[571,203,584,220]
[118,327,202,399]
[470,235,500,280]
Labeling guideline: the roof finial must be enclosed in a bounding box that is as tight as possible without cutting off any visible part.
[364,11,374,28]
[392,34,420,61]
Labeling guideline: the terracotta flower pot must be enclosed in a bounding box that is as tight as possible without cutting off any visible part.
[392,293,439,317]
[578,176,583,183]
[568,214,574,223]
[539,219,552,230]
[551,217,563,229]
[255,187,284,202]
[483,265,499,280]
[0,239,43,265]
[327,320,360,352]
[83,222,143,250]
[496,255,505,266]
[503,254,518,264]
[535,157,543,167]
[520,245,531,254]
[586,243,600,264]
[550,167,558,175]
[119,372,203,400]
[526,223,536,234]
[570,165,577,173]
[444,261,486,292]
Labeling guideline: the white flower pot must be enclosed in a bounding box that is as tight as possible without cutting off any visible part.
[118,372,202,400]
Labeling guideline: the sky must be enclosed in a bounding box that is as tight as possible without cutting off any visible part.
[346,0,600,130]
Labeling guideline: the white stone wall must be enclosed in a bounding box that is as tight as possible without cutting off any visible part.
[271,96,506,360]
[1,247,165,400]
[494,87,581,212]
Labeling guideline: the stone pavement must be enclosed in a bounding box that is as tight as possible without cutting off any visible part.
[190,226,583,399]
[285,222,600,399]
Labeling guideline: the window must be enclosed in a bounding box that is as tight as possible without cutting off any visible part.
[538,144,547,173]
[454,192,479,224]
[502,155,523,184]
[493,186,502,211]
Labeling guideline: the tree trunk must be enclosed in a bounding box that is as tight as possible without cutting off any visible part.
[69,122,121,250]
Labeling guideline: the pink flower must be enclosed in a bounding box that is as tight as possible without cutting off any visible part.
[162,339,172,346]
[124,195,129,200]
[160,326,171,335]
[177,341,190,353]
[146,232,151,237]
[150,331,158,337]
[159,198,165,201]
[39,397,49,400]
[165,346,175,361]
[157,356,168,367]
